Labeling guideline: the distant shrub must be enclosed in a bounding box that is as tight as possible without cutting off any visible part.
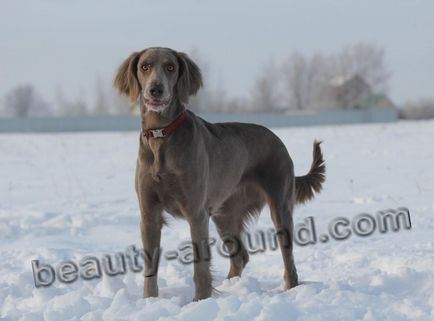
[399,98,434,120]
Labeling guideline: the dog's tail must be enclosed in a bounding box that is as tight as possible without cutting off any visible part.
[295,140,326,204]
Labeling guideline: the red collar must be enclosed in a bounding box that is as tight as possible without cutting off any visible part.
[141,110,188,139]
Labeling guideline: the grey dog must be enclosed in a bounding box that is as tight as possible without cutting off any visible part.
[114,47,325,301]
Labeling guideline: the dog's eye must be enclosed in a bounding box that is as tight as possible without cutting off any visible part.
[142,64,151,71]
[167,64,175,72]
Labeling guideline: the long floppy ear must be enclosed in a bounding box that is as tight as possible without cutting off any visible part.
[113,52,141,104]
[176,52,203,104]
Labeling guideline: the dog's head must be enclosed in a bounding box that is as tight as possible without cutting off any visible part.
[114,47,202,113]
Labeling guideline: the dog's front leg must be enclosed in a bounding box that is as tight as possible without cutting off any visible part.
[188,211,213,301]
[140,213,162,298]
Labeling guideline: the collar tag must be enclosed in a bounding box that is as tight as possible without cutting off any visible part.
[149,128,165,138]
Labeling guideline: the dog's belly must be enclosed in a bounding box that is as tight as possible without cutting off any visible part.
[148,161,257,220]
[152,171,238,219]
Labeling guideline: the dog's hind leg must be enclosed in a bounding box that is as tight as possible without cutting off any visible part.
[212,184,265,279]
[269,198,298,289]
[212,212,249,279]
[258,163,299,290]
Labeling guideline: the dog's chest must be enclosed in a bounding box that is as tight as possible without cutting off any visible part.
[144,139,173,181]
[157,174,187,217]
[140,141,188,216]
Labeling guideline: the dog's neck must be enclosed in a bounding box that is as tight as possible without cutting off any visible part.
[140,97,185,130]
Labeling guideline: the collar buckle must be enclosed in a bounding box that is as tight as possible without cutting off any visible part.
[150,128,165,138]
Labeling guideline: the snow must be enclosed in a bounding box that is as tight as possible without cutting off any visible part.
[1,120,434,321]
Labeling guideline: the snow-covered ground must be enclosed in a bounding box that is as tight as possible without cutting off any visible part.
[1,120,433,321]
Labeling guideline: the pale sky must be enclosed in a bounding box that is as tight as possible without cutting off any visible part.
[1,0,433,106]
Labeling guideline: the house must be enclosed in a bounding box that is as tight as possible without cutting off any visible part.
[329,74,395,110]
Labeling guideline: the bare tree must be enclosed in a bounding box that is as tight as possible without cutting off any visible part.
[110,89,132,115]
[94,75,110,115]
[93,76,132,115]
[282,51,308,110]
[55,87,89,117]
[187,49,248,113]
[0,97,5,117]
[250,60,282,112]
[282,52,331,110]
[335,43,390,94]
[3,85,51,117]
[203,87,228,113]
[279,43,390,111]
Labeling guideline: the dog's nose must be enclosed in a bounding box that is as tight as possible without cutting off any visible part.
[149,83,164,98]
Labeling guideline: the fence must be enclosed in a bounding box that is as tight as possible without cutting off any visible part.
[0,109,398,133]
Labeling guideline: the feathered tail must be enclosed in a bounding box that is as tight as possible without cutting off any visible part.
[295,140,326,204]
